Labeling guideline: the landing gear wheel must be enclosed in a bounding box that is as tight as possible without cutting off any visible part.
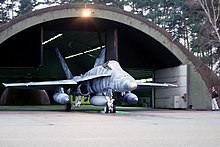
[104,103,109,113]
[65,102,71,112]
[110,102,116,113]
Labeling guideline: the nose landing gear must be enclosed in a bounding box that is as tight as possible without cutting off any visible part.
[104,97,116,113]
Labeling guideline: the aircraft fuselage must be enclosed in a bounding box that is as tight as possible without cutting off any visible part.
[83,60,137,93]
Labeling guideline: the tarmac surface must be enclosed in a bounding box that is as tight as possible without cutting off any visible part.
[0,106,220,147]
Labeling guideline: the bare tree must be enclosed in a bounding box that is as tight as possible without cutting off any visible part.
[198,0,220,43]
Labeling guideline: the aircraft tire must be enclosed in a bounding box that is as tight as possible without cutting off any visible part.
[65,102,71,112]
[104,103,109,113]
[111,103,116,113]
[110,101,116,113]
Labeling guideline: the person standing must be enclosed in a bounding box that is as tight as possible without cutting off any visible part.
[211,87,219,111]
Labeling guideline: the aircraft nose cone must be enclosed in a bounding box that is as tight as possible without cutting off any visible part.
[125,82,137,91]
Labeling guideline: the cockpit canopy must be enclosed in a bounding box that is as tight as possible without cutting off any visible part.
[102,61,122,71]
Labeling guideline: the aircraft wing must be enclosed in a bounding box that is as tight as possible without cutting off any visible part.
[2,79,77,90]
[2,74,111,90]
[73,73,111,83]
[136,82,178,89]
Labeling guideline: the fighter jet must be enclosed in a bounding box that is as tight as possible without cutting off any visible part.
[2,48,177,113]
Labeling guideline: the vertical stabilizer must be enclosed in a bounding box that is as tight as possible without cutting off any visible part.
[94,48,106,67]
[55,48,73,79]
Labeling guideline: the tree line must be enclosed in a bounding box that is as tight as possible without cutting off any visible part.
[0,0,220,74]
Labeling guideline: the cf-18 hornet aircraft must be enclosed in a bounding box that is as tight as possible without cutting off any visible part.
[2,48,177,113]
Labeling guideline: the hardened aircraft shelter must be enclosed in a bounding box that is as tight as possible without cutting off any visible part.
[0,3,219,109]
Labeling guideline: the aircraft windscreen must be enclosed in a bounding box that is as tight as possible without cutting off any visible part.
[103,62,112,70]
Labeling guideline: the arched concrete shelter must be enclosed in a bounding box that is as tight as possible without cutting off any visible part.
[0,3,219,109]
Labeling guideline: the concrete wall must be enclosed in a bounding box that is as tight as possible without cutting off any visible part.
[155,65,188,108]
